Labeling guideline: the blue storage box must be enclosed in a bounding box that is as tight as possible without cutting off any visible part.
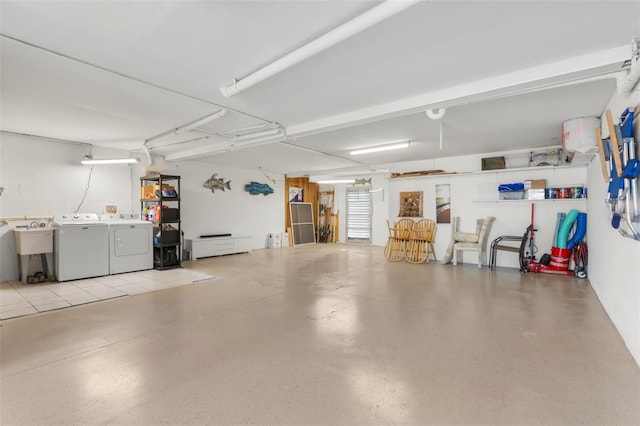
[498,183,524,192]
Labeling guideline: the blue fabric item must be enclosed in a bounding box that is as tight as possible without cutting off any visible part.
[567,213,587,249]
[620,108,634,139]
[498,183,524,192]
[622,159,640,179]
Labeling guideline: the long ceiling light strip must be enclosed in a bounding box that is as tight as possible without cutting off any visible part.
[350,141,410,156]
[317,179,356,184]
[219,0,422,97]
[144,109,227,147]
[233,128,284,142]
[174,109,227,135]
[81,155,139,165]
[278,141,374,171]
[218,123,268,136]
[163,133,287,161]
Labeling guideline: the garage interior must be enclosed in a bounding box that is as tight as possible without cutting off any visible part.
[1,1,639,424]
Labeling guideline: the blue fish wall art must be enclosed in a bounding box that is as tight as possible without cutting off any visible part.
[245,181,274,196]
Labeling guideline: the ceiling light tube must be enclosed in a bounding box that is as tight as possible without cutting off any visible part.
[174,109,227,135]
[81,156,140,165]
[164,135,284,161]
[217,122,269,136]
[233,128,284,142]
[350,141,410,156]
[219,0,421,97]
[317,179,356,184]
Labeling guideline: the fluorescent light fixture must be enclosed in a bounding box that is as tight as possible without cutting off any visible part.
[81,155,140,165]
[233,128,284,142]
[350,141,410,156]
[317,179,356,184]
[174,109,227,135]
[219,0,421,97]
[218,121,279,137]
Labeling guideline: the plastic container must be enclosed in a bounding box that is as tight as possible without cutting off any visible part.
[161,208,179,221]
[557,188,570,199]
[545,188,557,199]
[570,187,584,198]
[158,230,179,244]
[562,117,600,154]
[268,233,282,248]
[548,246,572,271]
[499,191,525,200]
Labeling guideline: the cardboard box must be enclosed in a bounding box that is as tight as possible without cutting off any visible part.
[482,156,506,170]
[154,184,174,192]
[524,179,546,190]
[140,185,156,199]
[527,189,545,200]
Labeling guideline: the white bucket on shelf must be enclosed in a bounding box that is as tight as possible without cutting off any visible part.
[562,116,601,154]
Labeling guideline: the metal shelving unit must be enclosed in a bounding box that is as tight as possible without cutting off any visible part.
[140,174,182,270]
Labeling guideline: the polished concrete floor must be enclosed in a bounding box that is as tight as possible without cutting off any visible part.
[1,244,639,425]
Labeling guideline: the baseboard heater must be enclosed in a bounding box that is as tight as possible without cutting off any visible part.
[186,235,252,259]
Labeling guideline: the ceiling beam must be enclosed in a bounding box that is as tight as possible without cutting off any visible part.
[286,45,629,138]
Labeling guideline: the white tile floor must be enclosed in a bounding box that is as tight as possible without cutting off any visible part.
[0,268,217,320]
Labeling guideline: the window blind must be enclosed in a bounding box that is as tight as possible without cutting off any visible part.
[346,188,372,243]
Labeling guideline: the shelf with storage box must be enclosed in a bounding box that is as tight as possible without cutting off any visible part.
[140,174,182,270]
[185,235,252,260]
[473,198,588,203]
[474,173,587,203]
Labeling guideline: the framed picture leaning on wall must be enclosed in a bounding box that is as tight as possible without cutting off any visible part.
[399,191,423,217]
[436,184,451,223]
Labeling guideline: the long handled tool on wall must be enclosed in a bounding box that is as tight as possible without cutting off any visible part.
[597,108,640,241]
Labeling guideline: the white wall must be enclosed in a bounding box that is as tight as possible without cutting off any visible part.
[386,165,587,268]
[0,133,285,281]
[587,90,640,366]
[0,133,142,281]
[152,158,285,247]
[1,133,140,217]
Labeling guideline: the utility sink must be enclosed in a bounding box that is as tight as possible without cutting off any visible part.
[14,228,54,255]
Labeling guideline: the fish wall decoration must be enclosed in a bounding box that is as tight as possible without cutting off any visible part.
[245,181,274,196]
[353,178,372,186]
[203,173,231,193]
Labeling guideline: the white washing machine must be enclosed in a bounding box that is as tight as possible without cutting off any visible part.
[101,213,153,274]
[54,213,109,282]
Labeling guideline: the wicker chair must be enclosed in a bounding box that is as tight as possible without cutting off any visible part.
[384,219,413,261]
[405,219,437,263]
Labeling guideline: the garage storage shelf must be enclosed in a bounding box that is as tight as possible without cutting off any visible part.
[472,198,588,203]
[140,174,182,270]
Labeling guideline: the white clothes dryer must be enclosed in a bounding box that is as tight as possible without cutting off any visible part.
[101,214,153,274]
[54,213,109,281]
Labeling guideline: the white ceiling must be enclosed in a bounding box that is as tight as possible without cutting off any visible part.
[1,1,638,176]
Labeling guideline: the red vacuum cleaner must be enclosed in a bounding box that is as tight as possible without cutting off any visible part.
[519,203,588,278]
